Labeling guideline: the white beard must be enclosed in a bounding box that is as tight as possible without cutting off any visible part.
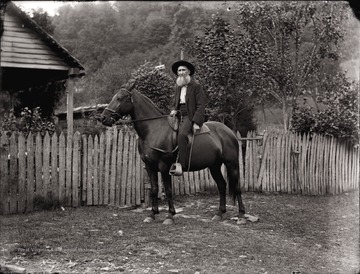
[176,75,191,87]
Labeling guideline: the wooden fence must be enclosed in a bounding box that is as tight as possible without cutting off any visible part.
[0,128,359,214]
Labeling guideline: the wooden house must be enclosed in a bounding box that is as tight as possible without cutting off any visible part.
[1,1,84,91]
[0,1,85,134]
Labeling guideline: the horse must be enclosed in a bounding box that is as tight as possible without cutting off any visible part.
[100,84,246,225]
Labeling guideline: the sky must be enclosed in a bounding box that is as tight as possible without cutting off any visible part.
[14,1,79,16]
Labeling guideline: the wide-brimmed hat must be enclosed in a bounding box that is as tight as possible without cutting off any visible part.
[172,60,195,76]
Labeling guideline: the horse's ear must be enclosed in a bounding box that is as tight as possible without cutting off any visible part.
[126,79,136,91]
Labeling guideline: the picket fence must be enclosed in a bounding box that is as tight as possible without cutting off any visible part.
[0,128,359,214]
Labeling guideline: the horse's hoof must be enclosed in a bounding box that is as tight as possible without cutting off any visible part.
[163,218,174,225]
[212,215,222,221]
[143,216,155,223]
[237,218,247,225]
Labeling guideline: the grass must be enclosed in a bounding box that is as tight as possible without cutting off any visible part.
[0,191,359,273]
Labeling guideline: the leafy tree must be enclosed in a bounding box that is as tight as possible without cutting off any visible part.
[291,72,359,145]
[185,14,258,133]
[235,1,349,131]
[31,8,54,34]
[130,62,174,113]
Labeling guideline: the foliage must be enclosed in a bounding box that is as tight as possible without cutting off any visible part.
[0,107,56,136]
[129,62,174,114]
[291,73,359,145]
[185,14,258,132]
[235,1,350,130]
[30,8,55,34]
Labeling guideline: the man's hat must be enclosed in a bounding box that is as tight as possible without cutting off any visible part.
[172,60,195,76]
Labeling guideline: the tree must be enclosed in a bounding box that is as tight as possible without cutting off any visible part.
[291,72,359,145]
[31,8,54,34]
[130,62,174,114]
[185,14,259,133]
[235,1,349,131]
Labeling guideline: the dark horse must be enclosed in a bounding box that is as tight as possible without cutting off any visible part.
[101,84,246,225]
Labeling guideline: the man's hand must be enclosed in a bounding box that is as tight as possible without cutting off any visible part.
[193,123,200,133]
[170,110,177,116]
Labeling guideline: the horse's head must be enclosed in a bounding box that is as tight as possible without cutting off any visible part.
[101,87,134,126]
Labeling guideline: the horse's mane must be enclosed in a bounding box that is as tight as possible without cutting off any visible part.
[133,89,165,115]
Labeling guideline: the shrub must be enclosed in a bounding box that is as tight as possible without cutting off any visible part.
[0,107,56,137]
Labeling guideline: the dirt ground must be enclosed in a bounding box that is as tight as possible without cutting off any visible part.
[0,191,359,274]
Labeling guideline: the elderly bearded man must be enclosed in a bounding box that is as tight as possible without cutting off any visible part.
[170,60,205,176]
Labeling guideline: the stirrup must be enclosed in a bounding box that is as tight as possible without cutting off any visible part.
[169,163,183,176]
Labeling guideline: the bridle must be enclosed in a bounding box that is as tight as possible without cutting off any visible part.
[104,88,169,125]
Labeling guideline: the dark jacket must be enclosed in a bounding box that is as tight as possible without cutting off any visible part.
[172,79,205,127]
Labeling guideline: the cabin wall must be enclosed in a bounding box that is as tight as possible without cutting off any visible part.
[1,11,69,70]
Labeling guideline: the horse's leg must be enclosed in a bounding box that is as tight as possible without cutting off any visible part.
[226,162,246,225]
[161,171,176,225]
[209,164,227,221]
[143,166,159,223]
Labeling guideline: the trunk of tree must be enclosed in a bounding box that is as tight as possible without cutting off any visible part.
[261,103,267,126]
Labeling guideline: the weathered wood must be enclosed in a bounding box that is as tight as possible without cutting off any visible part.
[81,135,88,204]
[9,133,18,213]
[35,133,42,200]
[58,133,66,204]
[86,135,94,206]
[93,135,99,205]
[110,127,118,205]
[65,133,73,206]
[26,133,34,212]
[18,133,26,213]
[72,132,80,207]
[51,133,58,204]
[121,131,129,206]
[43,132,50,198]
[98,133,105,205]
[0,134,9,214]
[116,130,123,205]
[135,137,141,205]
[104,130,112,204]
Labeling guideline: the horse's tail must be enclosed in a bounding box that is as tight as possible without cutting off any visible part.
[227,164,240,204]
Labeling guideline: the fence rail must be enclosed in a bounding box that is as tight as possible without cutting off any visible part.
[0,128,359,214]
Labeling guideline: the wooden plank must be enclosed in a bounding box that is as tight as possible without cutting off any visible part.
[184,171,190,195]
[104,130,112,204]
[256,132,269,191]
[65,134,73,207]
[116,130,124,205]
[126,132,134,205]
[93,135,99,206]
[51,133,58,204]
[1,56,67,66]
[2,35,51,45]
[1,61,68,71]
[35,133,43,201]
[189,171,195,194]
[58,133,66,204]
[135,137,141,205]
[99,133,105,205]
[2,52,65,62]
[18,133,26,213]
[87,135,94,206]
[72,132,80,207]
[43,132,50,198]
[275,134,281,193]
[9,133,18,213]
[3,29,43,39]
[194,171,200,193]
[81,135,88,204]
[110,127,118,205]
[120,131,129,206]
[285,133,291,194]
[26,133,35,212]
[2,45,57,56]
[1,40,54,51]
[131,135,137,204]
[0,134,10,214]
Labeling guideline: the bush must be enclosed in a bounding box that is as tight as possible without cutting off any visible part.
[291,73,359,146]
[0,107,56,137]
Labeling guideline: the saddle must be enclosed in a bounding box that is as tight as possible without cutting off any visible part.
[167,115,210,145]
